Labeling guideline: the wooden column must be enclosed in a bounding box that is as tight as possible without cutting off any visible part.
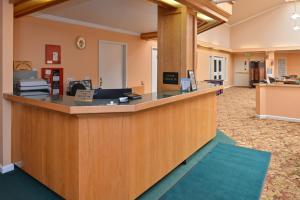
[158,5,197,91]
[0,0,14,170]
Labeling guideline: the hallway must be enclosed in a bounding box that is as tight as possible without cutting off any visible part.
[217,87,300,200]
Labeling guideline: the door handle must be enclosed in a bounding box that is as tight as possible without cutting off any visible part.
[100,77,103,87]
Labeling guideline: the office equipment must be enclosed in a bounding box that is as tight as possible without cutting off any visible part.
[118,97,129,103]
[67,80,92,96]
[93,88,132,99]
[41,68,64,95]
[15,79,49,97]
[13,70,37,88]
[123,92,142,100]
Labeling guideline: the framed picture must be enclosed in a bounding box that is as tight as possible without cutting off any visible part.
[188,70,197,91]
[13,61,32,71]
[180,78,191,92]
[45,44,61,64]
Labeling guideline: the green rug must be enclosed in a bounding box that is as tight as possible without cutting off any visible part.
[0,131,234,200]
[159,143,271,200]
[0,167,63,200]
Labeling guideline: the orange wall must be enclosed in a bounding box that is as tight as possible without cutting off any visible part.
[14,16,156,93]
[256,84,300,119]
[275,52,300,77]
[196,46,233,87]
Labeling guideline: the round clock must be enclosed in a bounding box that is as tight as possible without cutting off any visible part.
[76,36,86,50]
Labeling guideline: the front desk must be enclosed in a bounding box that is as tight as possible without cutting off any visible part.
[4,84,221,200]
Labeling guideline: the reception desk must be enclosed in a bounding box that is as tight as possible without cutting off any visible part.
[256,83,300,122]
[4,84,221,200]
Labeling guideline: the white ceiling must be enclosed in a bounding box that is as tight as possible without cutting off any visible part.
[228,0,286,25]
[40,0,157,34]
[39,0,288,33]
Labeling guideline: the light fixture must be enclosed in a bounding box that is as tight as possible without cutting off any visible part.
[291,12,300,19]
[293,25,300,30]
[291,0,300,19]
[159,0,181,7]
[197,13,214,21]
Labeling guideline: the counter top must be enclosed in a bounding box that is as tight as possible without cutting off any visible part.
[257,83,300,88]
[4,83,222,114]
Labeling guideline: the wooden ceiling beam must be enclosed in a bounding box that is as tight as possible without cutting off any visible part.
[176,0,231,22]
[147,0,177,10]
[197,21,225,34]
[14,0,69,18]
[140,32,158,40]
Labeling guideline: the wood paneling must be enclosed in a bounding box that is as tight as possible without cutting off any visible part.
[78,92,216,199]
[12,103,79,200]
[11,91,217,200]
[157,6,197,91]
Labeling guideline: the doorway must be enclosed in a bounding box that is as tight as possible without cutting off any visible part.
[234,58,250,86]
[210,56,226,80]
[151,47,158,93]
[99,41,127,89]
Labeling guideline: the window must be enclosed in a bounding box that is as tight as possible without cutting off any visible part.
[278,58,287,78]
[210,56,227,80]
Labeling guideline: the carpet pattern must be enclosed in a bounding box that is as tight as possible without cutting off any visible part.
[160,143,271,200]
[217,87,300,200]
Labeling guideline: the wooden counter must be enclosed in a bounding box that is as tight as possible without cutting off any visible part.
[5,85,221,200]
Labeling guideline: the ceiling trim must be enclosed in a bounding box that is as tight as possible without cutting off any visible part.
[31,13,140,36]
[197,40,300,53]
[229,3,284,27]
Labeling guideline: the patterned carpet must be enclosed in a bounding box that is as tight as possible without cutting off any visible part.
[217,87,300,200]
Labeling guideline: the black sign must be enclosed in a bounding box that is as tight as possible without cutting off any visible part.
[163,72,179,85]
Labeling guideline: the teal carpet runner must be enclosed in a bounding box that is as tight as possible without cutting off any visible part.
[0,131,270,200]
[159,143,271,200]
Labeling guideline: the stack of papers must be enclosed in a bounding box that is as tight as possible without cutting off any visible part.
[15,79,50,96]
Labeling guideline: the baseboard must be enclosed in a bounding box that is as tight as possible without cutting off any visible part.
[257,114,300,123]
[0,163,14,174]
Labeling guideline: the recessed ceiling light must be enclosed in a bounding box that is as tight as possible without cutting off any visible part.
[293,25,300,30]
[291,12,300,19]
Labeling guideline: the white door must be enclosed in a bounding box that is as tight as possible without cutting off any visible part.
[151,48,158,93]
[99,41,126,89]
[234,58,249,86]
[210,56,226,80]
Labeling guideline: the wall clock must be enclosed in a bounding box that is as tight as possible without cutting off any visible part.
[76,36,86,50]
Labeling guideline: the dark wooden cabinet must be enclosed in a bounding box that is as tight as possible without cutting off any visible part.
[249,61,265,87]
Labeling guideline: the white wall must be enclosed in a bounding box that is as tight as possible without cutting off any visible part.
[231,3,300,49]
[197,24,231,49]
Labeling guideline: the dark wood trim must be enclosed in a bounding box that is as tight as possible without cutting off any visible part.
[140,32,158,40]
[147,0,177,10]
[197,21,225,34]
[14,0,69,18]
